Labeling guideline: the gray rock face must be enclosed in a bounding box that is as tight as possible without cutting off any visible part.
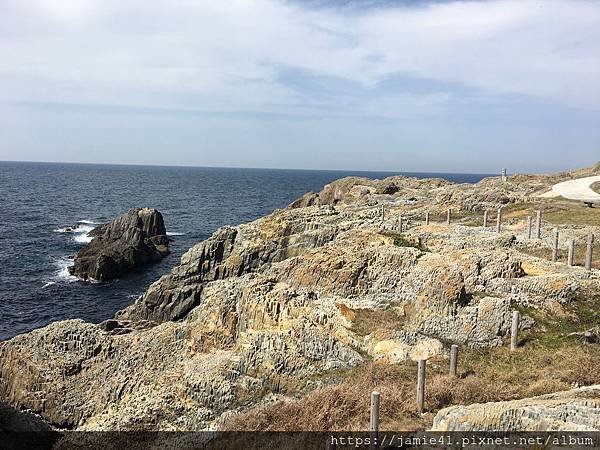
[69,208,169,281]
[432,386,600,431]
[118,207,340,323]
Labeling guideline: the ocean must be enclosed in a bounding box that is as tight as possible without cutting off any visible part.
[0,161,489,341]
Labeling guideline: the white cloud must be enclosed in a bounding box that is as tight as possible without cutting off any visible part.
[0,0,599,114]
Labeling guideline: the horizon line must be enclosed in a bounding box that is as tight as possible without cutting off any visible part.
[0,158,518,177]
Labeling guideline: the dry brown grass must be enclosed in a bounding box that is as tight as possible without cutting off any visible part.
[221,340,600,431]
[519,244,600,270]
[222,296,600,431]
[490,201,600,227]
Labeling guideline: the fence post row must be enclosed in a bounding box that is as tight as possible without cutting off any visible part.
[535,210,542,239]
[370,390,380,435]
[511,310,520,351]
[527,216,532,239]
[449,344,459,378]
[496,208,502,233]
[586,234,595,271]
[552,228,559,262]
[417,359,426,414]
[568,239,575,267]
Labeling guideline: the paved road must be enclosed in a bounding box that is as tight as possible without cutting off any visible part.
[552,175,600,202]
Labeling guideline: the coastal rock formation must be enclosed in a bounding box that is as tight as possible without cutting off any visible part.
[432,385,600,431]
[0,275,363,430]
[117,207,341,322]
[69,208,169,281]
[1,163,600,431]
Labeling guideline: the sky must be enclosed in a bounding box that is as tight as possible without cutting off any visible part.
[0,0,599,174]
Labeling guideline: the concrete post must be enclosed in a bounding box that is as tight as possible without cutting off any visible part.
[502,168,507,182]
[535,210,542,239]
[449,345,459,378]
[586,234,595,271]
[447,208,452,225]
[511,311,520,351]
[527,216,532,239]
[370,390,380,435]
[425,212,430,226]
[552,228,559,262]
[417,359,426,414]
[483,211,488,228]
[496,208,502,233]
[568,239,575,267]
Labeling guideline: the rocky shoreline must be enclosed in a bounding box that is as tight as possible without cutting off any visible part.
[1,164,600,432]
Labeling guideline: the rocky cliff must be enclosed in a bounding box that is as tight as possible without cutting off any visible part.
[69,208,169,281]
[1,164,600,431]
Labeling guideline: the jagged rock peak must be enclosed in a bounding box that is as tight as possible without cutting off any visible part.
[69,208,169,282]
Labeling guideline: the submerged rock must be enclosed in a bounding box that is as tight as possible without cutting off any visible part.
[69,208,169,281]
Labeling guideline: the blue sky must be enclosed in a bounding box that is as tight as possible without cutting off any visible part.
[0,0,599,173]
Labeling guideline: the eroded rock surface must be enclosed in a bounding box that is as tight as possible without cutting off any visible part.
[69,208,169,281]
[2,163,600,431]
[432,386,600,431]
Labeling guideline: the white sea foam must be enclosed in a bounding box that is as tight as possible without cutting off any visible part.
[166,232,185,236]
[41,281,56,289]
[53,221,95,243]
[54,257,78,283]
[73,225,94,244]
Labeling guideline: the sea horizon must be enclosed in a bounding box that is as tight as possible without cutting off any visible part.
[0,159,497,178]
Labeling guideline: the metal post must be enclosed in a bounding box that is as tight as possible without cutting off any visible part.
[483,210,488,228]
[370,390,380,435]
[425,212,430,226]
[449,345,459,378]
[552,228,559,262]
[527,216,532,239]
[502,168,507,182]
[447,208,452,225]
[511,311,520,351]
[535,210,542,239]
[568,239,575,267]
[496,208,502,233]
[586,234,595,271]
[417,359,426,413]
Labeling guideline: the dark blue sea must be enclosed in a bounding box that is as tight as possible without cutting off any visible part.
[0,161,489,341]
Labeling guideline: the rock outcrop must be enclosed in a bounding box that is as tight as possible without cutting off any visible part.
[69,208,169,281]
[432,385,600,431]
[117,207,340,322]
[1,164,600,431]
